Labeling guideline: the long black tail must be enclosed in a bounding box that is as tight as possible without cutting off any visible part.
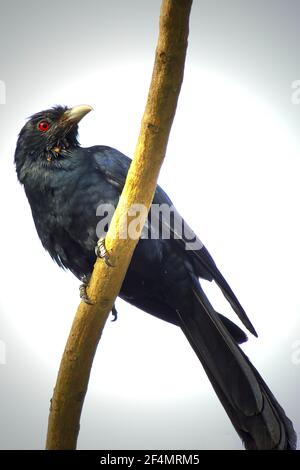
[176,283,296,450]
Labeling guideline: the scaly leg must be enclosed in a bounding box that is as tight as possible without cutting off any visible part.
[95,237,114,267]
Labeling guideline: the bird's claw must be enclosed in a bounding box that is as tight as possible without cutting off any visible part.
[111,304,118,322]
[80,283,118,320]
[79,283,94,305]
[95,237,114,267]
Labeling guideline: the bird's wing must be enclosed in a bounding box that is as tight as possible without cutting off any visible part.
[92,145,257,336]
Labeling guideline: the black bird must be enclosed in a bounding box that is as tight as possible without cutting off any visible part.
[15,104,296,450]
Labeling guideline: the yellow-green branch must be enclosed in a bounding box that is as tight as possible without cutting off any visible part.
[46,0,193,450]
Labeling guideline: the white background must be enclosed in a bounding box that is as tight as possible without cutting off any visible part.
[0,0,299,449]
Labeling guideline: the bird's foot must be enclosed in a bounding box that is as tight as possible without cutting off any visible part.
[111,304,118,322]
[79,280,94,305]
[95,237,114,267]
[79,277,118,319]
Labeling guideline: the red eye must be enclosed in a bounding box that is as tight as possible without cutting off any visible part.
[38,120,50,132]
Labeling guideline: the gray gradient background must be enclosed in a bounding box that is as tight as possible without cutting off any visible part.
[0,0,300,449]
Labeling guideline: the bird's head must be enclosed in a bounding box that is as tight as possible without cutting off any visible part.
[15,104,93,182]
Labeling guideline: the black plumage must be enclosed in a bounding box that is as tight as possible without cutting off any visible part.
[14,105,296,449]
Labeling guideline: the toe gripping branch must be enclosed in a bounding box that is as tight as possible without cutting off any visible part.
[95,237,114,267]
[79,238,118,320]
[79,282,118,321]
[79,282,93,305]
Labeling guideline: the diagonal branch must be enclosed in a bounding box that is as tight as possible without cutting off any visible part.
[46,0,193,450]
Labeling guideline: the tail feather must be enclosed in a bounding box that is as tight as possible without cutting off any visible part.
[176,283,296,450]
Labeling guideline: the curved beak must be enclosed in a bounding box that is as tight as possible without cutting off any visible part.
[62,104,93,124]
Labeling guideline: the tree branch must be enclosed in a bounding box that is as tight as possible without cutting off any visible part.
[46,0,193,450]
